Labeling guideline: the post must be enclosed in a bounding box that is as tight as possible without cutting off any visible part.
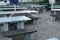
[4,37,13,40]
[8,37,13,40]
[0,23,13,40]
[51,11,56,21]
[43,6,46,12]
[17,22,24,29]
[25,33,34,40]
[14,4,16,11]
[1,23,9,32]
[51,16,56,21]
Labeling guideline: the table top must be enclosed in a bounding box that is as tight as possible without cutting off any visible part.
[0,7,27,10]
[53,5,60,9]
[31,5,43,8]
[0,10,38,14]
[0,16,31,23]
[0,1,9,5]
[0,8,27,10]
[30,5,47,8]
[51,9,60,11]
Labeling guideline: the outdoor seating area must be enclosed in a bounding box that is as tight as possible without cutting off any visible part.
[0,1,41,40]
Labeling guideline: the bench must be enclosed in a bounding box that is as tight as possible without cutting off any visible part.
[25,14,41,24]
[30,14,40,19]
[2,28,37,37]
[30,14,41,24]
[2,28,37,40]
[51,9,60,21]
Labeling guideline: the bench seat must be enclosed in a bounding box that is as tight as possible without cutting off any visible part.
[25,14,41,24]
[30,14,41,19]
[2,28,37,37]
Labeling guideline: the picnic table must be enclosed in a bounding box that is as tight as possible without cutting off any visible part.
[51,9,60,21]
[30,5,47,13]
[0,1,38,40]
[0,6,39,40]
[0,16,31,32]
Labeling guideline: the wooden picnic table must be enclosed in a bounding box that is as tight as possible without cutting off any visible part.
[2,28,37,37]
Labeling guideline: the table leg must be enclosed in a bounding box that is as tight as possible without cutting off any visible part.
[1,23,9,32]
[43,6,46,12]
[33,19,40,24]
[4,37,12,40]
[51,16,56,21]
[0,23,13,40]
[51,11,57,21]
[8,37,13,40]
[54,11,57,15]
[17,22,24,29]
[25,33,34,40]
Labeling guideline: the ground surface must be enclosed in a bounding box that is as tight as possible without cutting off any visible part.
[25,11,60,40]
